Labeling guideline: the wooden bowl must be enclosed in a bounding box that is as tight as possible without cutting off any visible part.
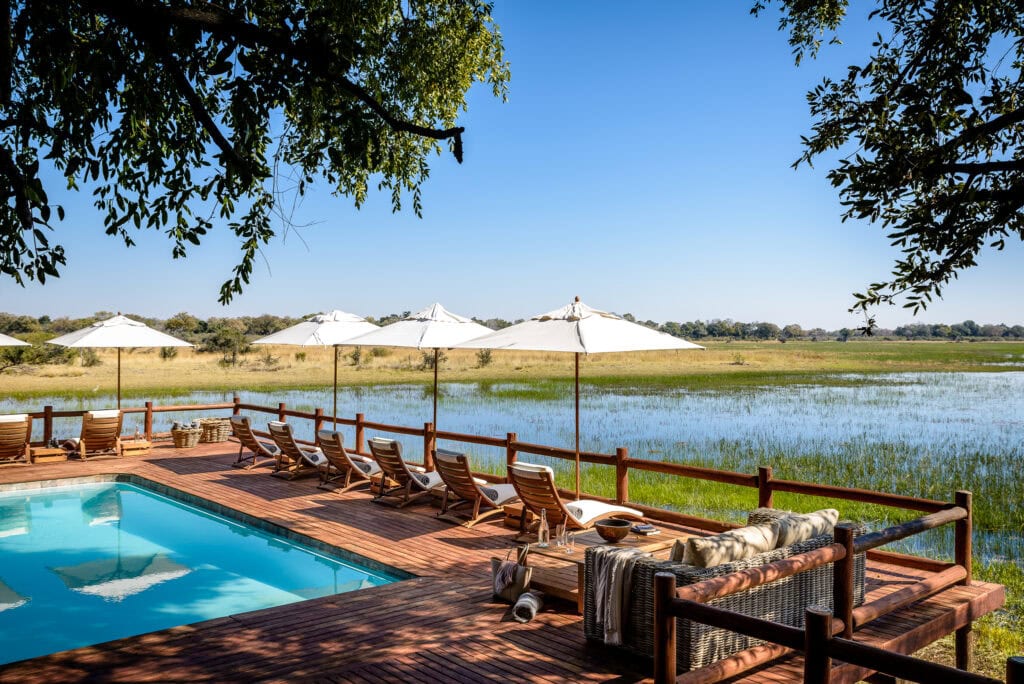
[594,518,631,543]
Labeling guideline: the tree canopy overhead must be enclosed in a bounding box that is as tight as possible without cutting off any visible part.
[755,0,1024,327]
[0,0,508,302]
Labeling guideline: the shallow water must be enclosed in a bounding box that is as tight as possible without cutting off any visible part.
[3,372,1022,566]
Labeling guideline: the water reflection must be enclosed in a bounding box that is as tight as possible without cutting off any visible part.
[0,579,28,612]
[50,554,191,603]
[0,499,30,538]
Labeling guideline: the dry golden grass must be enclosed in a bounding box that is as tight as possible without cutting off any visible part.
[2,339,1021,398]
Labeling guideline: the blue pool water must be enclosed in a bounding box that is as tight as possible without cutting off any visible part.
[0,481,398,665]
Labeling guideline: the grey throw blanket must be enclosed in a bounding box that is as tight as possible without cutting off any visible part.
[493,559,519,595]
[513,591,544,623]
[592,546,649,645]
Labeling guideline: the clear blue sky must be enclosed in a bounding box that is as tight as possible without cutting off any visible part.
[1,2,1021,329]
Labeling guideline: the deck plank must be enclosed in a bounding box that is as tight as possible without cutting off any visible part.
[0,441,1005,683]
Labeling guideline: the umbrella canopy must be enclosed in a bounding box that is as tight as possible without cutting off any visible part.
[0,332,29,346]
[0,579,28,613]
[252,310,378,427]
[345,303,492,437]
[47,314,193,408]
[457,297,704,496]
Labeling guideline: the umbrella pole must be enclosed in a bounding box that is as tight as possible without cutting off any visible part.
[575,351,581,499]
[333,345,339,429]
[433,348,439,431]
[117,348,122,409]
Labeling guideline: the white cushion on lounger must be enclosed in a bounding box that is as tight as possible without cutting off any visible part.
[409,469,444,490]
[300,447,326,467]
[0,414,27,423]
[481,483,519,505]
[565,500,643,526]
[88,410,121,419]
[509,462,555,478]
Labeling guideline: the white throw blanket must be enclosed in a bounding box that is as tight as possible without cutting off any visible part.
[592,546,649,645]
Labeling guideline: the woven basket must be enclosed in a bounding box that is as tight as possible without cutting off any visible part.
[199,418,232,443]
[171,427,202,448]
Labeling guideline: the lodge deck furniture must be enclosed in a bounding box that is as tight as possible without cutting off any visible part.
[433,448,519,527]
[367,437,444,507]
[316,429,381,493]
[508,462,644,530]
[67,410,123,460]
[0,414,31,465]
[229,415,279,469]
[267,421,325,480]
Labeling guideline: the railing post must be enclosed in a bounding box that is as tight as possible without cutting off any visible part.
[505,432,517,482]
[758,465,774,508]
[424,422,435,470]
[1007,656,1024,683]
[955,490,973,672]
[144,401,154,441]
[355,413,365,454]
[43,405,53,444]
[804,606,832,684]
[653,572,677,684]
[277,402,286,423]
[833,524,855,639]
[314,408,324,440]
[232,395,241,415]
[615,447,629,504]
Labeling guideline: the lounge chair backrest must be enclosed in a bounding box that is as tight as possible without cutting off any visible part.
[0,414,31,460]
[317,430,361,473]
[268,421,305,466]
[434,449,482,502]
[368,438,413,485]
[81,410,123,451]
[508,462,572,527]
[230,415,265,451]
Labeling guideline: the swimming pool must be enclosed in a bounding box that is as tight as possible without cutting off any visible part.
[0,479,400,665]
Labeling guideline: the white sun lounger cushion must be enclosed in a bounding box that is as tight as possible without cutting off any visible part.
[300,447,326,467]
[0,414,28,423]
[410,469,444,490]
[480,483,519,505]
[87,410,121,419]
[565,499,643,526]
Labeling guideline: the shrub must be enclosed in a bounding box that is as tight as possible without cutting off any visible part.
[349,347,362,366]
[369,346,391,358]
[476,349,493,368]
[294,351,307,362]
[420,349,447,370]
[159,346,178,360]
[80,348,101,367]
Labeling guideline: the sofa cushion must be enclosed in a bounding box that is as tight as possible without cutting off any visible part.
[681,523,779,568]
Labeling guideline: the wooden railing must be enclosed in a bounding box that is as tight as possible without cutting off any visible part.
[651,505,1005,684]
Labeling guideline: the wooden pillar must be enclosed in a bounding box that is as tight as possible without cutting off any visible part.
[506,432,517,483]
[232,395,241,415]
[144,401,154,441]
[424,422,434,470]
[954,490,973,671]
[43,405,53,444]
[277,402,286,423]
[833,524,855,639]
[804,606,833,684]
[615,447,629,504]
[758,466,774,508]
[355,413,365,454]
[653,572,677,684]
[314,408,324,440]
[1007,656,1024,683]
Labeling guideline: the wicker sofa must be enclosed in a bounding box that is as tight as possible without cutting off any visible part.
[584,513,866,672]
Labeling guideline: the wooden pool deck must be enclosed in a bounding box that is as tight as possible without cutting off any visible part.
[0,441,1005,683]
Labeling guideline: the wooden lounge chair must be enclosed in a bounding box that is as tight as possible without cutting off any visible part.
[229,415,279,469]
[0,414,32,465]
[433,449,519,527]
[267,421,326,480]
[508,462,644,531]
[67,410,123,460]
[316,429,381,493]
[367,437,444,507]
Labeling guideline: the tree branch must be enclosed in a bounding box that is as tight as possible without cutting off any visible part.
[86,0,466,160]
[938,107,1024,156]
[0,145,34,229]
[934,160,1024,174]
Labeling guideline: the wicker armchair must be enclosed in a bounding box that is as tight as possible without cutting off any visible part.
[584,523,866,672]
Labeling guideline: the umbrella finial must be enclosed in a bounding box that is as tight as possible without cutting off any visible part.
[574,295,580,303]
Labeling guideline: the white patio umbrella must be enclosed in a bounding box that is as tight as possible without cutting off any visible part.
[344,303,492,433]
[47,314,193,408]
[456,297,704,497]
[0,332,29,346]
[251,310,379,427]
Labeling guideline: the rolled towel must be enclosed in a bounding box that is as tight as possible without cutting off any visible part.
[512,591,544,623]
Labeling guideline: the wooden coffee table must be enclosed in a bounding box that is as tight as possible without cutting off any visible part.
[522,528,688,613]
